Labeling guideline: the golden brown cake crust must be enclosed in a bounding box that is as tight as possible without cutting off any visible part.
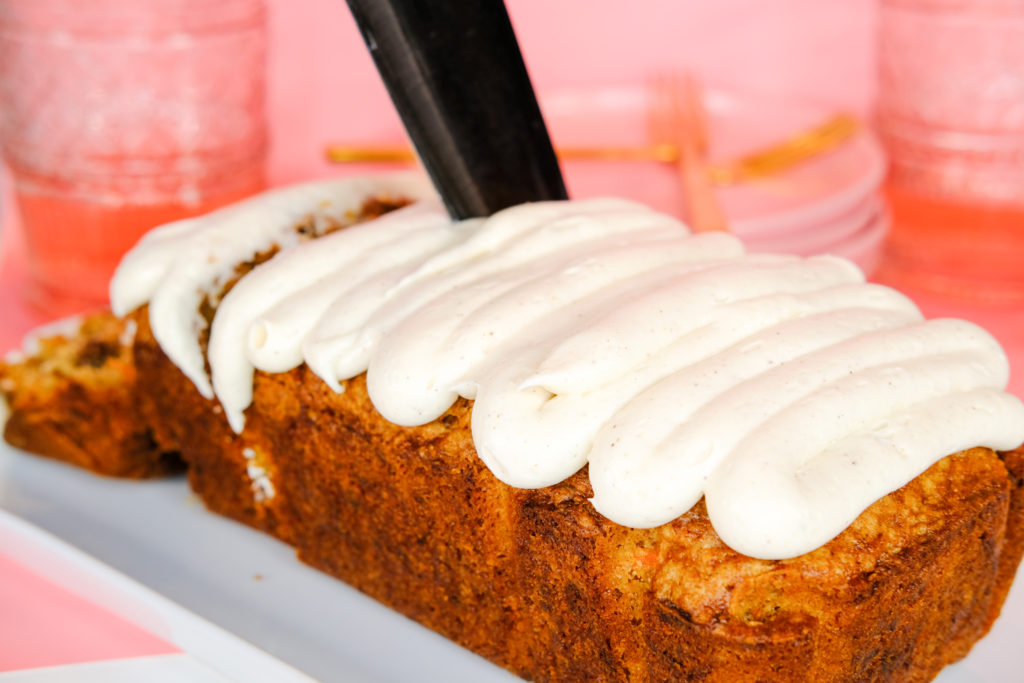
[115,307,1024,682]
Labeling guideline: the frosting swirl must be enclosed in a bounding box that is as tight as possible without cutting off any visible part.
[112,176,1024,559]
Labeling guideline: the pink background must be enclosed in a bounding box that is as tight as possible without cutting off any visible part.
[0,551,178,671]
[266,0,877,184]
[1,0,880,350]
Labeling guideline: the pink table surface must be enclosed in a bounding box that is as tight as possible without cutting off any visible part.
[0,551,179,673]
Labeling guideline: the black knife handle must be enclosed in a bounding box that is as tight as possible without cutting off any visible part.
[345,0,568,219]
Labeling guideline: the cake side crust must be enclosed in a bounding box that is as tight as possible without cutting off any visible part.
[126,310,1024,682]
[3,308,1023,682]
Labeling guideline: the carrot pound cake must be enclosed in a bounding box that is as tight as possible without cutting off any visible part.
[3,174,1024,681]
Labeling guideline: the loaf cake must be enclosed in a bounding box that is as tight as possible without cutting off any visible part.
[3,174,1024,681]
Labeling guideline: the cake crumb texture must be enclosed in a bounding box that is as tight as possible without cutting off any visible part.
[0,313,183,478]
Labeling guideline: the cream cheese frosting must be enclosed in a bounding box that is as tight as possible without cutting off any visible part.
[110,175,1024,560]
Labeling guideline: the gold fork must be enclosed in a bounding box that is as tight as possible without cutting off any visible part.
[649,72,729,232]
[708,113,860,184]
[324,113,859,185]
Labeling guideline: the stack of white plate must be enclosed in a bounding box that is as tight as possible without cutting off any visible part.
[542,87,888,275]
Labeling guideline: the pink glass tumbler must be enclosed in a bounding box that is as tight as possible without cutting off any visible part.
[876,0,1024,303]
[0,0,267,316]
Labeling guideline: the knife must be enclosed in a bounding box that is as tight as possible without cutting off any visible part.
[344,0,568,219]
